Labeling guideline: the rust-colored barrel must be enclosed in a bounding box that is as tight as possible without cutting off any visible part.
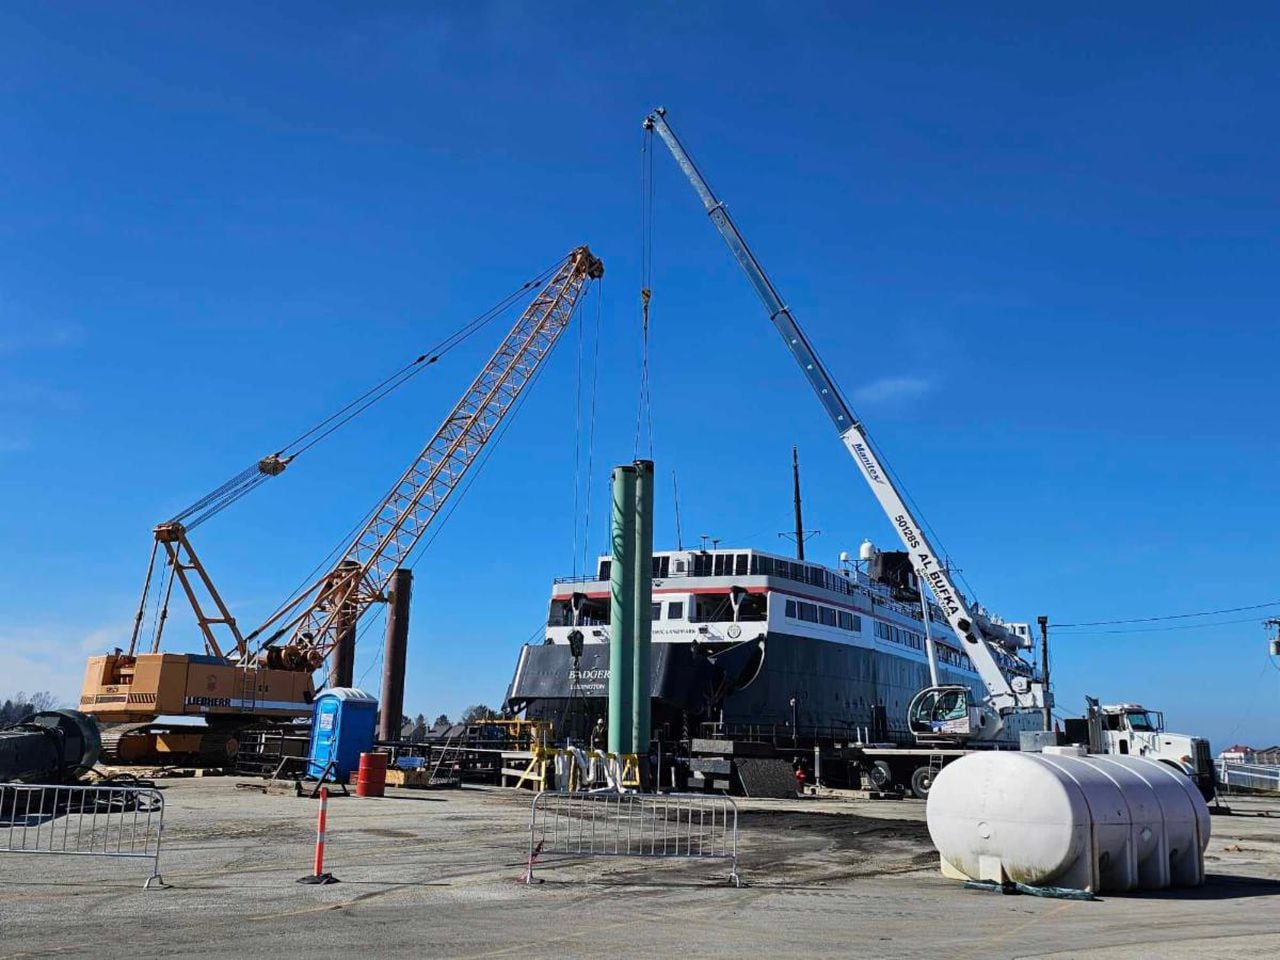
[355,751,388,798]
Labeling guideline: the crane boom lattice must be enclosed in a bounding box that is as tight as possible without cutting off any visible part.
[244,246,604,667]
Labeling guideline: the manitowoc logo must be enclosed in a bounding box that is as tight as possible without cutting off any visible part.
[852,443,885,483]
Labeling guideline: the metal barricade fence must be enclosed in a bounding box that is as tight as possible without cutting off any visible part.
[0,782,166,888]
[1217,761,1280,795]
[526,791,741,886]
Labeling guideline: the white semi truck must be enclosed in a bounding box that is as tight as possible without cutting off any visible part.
[1083,697,1215,800]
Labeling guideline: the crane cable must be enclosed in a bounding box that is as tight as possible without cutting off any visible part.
[634,125,656,460]
[579,282,604,576]
[299,268,598,667]
[570,253,587,577]
[167,253,569,533]
[137,254,568,646]
[247,258,592,659]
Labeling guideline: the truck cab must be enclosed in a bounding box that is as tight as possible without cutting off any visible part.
[1089,699,1215,800]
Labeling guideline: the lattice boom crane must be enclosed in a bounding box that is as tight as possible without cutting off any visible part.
[80,246,603,762]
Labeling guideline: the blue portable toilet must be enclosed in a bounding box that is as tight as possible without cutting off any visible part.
[307,687,378,780]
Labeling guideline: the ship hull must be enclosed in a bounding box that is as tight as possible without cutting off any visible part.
[507,630,985,745]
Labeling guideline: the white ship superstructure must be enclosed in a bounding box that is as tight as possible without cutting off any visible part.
[507,545,1038,743]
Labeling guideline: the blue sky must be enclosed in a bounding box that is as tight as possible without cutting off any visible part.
[2,4,1277,747]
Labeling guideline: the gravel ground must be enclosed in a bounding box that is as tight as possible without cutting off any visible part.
[1,780,1278,959]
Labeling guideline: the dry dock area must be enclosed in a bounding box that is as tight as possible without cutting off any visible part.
[1,782,1279,959]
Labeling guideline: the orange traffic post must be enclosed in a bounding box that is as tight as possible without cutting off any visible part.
[297,786,338,885]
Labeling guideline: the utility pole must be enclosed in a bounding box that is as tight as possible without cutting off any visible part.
[780,446,819,560]
[1037,615,1051,731]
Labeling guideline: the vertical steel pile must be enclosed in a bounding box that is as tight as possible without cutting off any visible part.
[632,460,654,755]
[607,460,655,759]
[378,568,413,742]
[608,465,637,755]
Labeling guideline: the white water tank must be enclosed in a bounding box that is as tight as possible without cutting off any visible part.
[926,748,1210,893]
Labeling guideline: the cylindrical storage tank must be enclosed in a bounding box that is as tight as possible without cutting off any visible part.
[355,751,388,798]
[926,748,1210,893]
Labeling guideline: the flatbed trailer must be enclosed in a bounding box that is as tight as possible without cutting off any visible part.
[683,730,1029,798]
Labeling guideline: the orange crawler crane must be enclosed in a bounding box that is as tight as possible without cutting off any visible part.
[82,247,604,762]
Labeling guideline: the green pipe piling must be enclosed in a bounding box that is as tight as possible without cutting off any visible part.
[632,459,654,757]
[608,465,637,756]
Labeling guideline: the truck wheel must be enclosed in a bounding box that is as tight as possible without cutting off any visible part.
[867,760,894,791]
[910,766,935,800]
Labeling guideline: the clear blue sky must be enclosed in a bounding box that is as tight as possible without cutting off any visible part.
[2,4,1277,747]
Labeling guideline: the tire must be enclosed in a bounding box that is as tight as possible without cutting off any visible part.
[910,765,935,800]
[867,760,894,790]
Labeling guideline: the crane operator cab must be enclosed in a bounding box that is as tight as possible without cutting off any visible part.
[908,685,993,743]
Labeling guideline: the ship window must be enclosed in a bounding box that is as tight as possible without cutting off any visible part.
[651,603,662,622]
[692,594,733,622]
[819,607,837,627]
[693,553,713,577]
[852,614,862,632]
[838,611,853,631]
[598,560,611,581]
[653,556,670,578]
[785,599,797,618]
[749,555,760,575]
[549,599,572,627]
[875,621,892,641]
[737,592,767,621]
[797,602,819,623]
[735,553,749,576]
[667,601,684,620]
[551,596,610,627]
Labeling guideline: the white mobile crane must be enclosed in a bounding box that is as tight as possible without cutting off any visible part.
[644,108,1047,748]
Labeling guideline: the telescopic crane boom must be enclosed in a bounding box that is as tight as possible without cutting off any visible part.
[643,107,1044,740]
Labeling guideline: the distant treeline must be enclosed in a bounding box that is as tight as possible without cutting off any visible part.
[0,691,61,726]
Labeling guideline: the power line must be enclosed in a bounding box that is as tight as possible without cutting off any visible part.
[1059,615,1270,636]
[1054,600,1280,629]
